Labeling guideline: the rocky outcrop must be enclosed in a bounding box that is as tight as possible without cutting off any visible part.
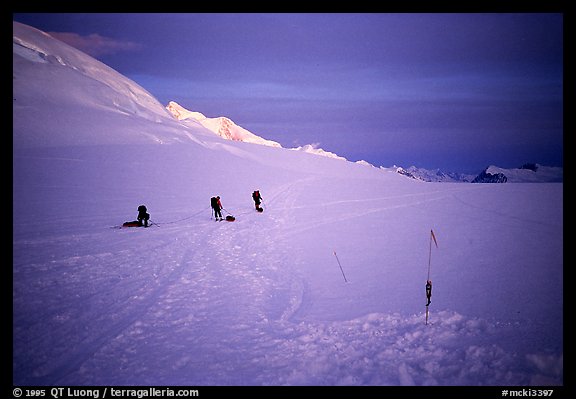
[472,169,508,183]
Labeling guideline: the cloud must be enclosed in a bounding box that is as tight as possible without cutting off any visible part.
[48,32,142,57]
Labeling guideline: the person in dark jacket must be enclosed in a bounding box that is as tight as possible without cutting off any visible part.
[252,190,263,212]
[137,205,150,227]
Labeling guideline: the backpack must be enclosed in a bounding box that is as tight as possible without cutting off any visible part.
[137,205,147,213]
[210,197,218,209]
[252,191,260,201]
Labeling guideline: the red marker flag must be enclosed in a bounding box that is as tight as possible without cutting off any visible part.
[431,229,438,248]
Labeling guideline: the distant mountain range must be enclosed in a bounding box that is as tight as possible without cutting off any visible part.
[392,166,476,183]
[470,164,563,183]
[392,163,563,183]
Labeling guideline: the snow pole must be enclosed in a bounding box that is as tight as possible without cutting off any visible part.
[425,229,438,325]
[333,250,348,282]
[427,229,438,281]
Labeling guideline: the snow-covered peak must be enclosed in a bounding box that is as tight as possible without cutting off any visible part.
[290,144,347,161]
[166,101,282,148]
[355,160,375,167]
[166,101,207,121]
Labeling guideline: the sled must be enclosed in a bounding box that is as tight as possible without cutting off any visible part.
[225,215,236,222]
[256,207,264,213]
[122,220,143,227]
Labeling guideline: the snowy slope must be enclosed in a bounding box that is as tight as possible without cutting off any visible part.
[13,21,563,388]
[12,22,228,152]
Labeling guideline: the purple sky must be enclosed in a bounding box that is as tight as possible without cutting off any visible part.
[13,13,563,173]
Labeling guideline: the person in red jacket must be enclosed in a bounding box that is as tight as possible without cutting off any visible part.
[211,196,223,221]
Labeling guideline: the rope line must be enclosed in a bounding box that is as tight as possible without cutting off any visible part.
[151,206,211,226]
